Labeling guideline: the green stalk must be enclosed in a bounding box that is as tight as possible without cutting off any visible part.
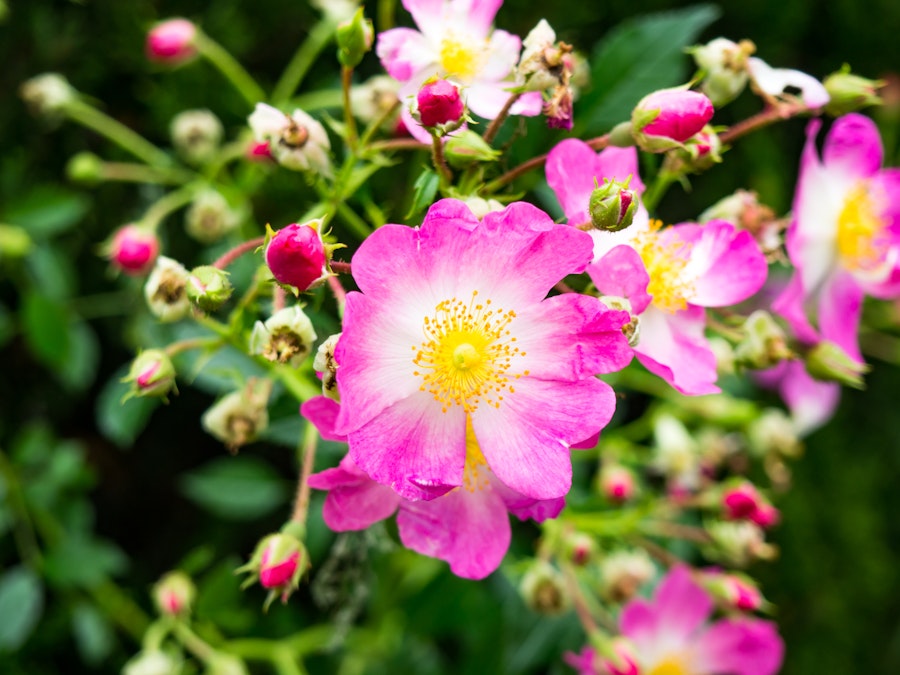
[64,99,171,168]
[271,18,338,105]
[194,31,266,107]
[141,184,201,231]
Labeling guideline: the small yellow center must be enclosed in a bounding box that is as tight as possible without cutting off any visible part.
[412,291,527,413]
[837,182,886,272]
[463,415,490,492]
[440,35,485,82]
[647,657,689,675]
[634,220,694,313]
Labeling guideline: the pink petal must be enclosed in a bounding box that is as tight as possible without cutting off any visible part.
[652,565,714,645]
[620,598,660,647]
[456,0,504,36]
[635,305,720,396]
[347,391,467,501]
[466,83,538,119]
[300,396,345,442]
[771,273,821,346]
[513,293,632,381]
[477,29,521,81]
[822,113,883,179]
[779,360,841,436]
[400,0,445,39]
[471,376,617,500]
[376,28,435,82]
[817,269,864,361]
[397,483,511,579]
[308,456,402,530]
[691,618,785,675]
[587,244,653,314]
[665,221,768,307]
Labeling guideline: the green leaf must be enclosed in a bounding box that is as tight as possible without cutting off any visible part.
[0,302,14,348]
[95,365,159,448]
[577,5,721,136]
[25,243,79,300]
[406,168,439,220]
[57,320,100,392]
[43,537,128,589]
[179,455,289,521]
[20,291,71,371]
[4,186,91,239]
[71,603,115,666]
[0,567,43,651]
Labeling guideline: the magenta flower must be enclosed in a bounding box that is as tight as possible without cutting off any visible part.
[376,0,542,142]
[618,565,783,675]
[332,199,632,503]
[773,114,900,372]
[546,139,768,395]
[146,18,198,65]
[417,78,465,128]
[304,396,563,579]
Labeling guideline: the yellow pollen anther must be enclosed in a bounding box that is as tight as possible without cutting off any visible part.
[413,291,523,413]
[439,35,485,82]
[837,182,886,272]
[635,219,694,313]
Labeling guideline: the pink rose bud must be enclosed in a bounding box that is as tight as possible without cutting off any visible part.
[603,639,640,675]
[722,482,762,520]
[260,544,300,589]
[417,79,464,128]
[152,571,196,616]
[751,502,780,529]
[632,88,714,151]
[726,575,763,611]
[146,18,198,65]
[599,465,636,503]
[237,527,308,608]
[108,225,159,275]
[246,140,273,161]
[265,220,328,292]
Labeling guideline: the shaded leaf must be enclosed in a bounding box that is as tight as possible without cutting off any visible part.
[179,455,289,521]
[0,567,43,651]
[20,291,70,371]
[4,186,90,239]
[71,603,114,666]
[43,537,128,589]
[407,168,439,219]
[57,320,100,392]
[95,365,159,448]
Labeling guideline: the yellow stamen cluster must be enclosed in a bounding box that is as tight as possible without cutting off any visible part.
[412,291,527,413]
[440,34,486,82]
[837,182,886,272]
[635,220,694,313]
[647,658,689,675]
[463,415,490,492]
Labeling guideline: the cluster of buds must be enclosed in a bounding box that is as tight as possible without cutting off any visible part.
[238,523,310,609]
[202,378,272,452]
[518,20,575,130]
[146,18,198,66]
[105,224,160,276]
[699,569,764,612]
[123,349,176,402]
[721,481,780,528]
[248,103,332,176]
[249,306,317,367]
[264,219,337,294]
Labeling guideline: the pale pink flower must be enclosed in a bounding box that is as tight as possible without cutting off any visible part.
[376,0,542,142]
[331,199,632,503]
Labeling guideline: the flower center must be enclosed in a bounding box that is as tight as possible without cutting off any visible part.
[837,181,886,273]
[440,35,485,82]
[647,657,689,675]
[412,291,527,413]
[634,220,694,312]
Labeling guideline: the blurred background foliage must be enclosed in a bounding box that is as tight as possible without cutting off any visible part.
[1,0,899,673]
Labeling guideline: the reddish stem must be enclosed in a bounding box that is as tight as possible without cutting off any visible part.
[719,102,811,145]
[484,134,610,193]
[213,236,265,270]
[330,260,352,275]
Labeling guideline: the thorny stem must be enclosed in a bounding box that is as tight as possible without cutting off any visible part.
[483,92,522,145]
[483,134,610,193]
[719,101,812,145]
[291,423,320,525]
[213,236,265,269]
[330,260,351,275]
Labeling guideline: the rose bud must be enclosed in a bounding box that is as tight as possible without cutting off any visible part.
[106,225,159,276]
[632,88,714,152]
[416,78,465,129]
[146,18,198,66]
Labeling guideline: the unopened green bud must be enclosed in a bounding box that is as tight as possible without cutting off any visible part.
[153,571,196,616]
[186,265,233,311]
[520,561,570,615]
[336,7,373,67]
[823,66,883,116]
[20,73,75,119]
[185,189,243,243]
[66,152,104,186]
[170,109,223,165]
[249,306,317,367]
[444,130,501,168]
[598,549,655,603]
[805,340,869,389]
[0,224,32,259]
[124,349,176,401]
[690,38,755,107]
[202,378,273,451]
[704,520,776,568]
[588,178,638,232]
[747,408,803,459]
[734,310,792,370]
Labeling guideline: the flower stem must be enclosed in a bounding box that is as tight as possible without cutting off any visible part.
[719,101,811,145]
[342,66,359,151]
[330,260,351,275]
[164,336,222,358]
[273,284,287,312]
[483,92,522,145]
[173,621,218,663]
[213,236,266,269]
[291,423,320,525]
[368,138,429,153]
[64,99,171,168]
[271,18,338,105]
[141,184,201,231]
[194,31,266,108]
[327,275,346,317]
[430,133,453,185]
[99,161,195,185]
